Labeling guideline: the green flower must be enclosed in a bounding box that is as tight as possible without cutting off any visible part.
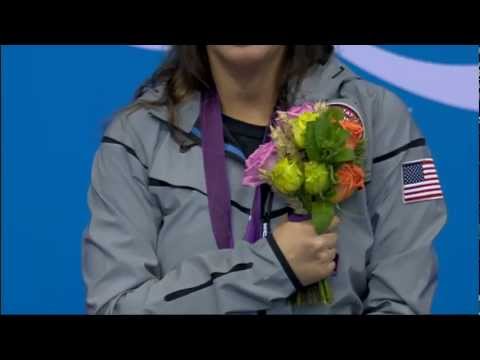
[271,158,304,195]
[304,162,330,195]
[291,112,319,149]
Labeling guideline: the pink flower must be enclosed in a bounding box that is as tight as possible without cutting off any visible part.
[242,141,278,187]
[286,102,315,118]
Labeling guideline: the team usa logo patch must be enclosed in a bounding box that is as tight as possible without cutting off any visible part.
[402,158,444,204]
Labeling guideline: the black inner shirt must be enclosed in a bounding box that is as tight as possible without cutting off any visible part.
[222,114,267,159]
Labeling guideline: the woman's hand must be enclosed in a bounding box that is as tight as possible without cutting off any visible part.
[272,217,339,287]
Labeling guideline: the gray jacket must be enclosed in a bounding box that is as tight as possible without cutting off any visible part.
[82,55,447,315]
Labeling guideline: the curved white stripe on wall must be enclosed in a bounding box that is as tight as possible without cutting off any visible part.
[128,45,478,112]
[131,45,172,51]
[335,45,477,112]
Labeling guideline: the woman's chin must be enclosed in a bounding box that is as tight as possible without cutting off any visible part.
[207,45,285,67]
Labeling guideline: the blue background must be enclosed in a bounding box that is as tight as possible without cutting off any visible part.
[1,45,478,314]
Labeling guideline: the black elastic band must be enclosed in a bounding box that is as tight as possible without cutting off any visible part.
[266,233,305,292]
[102,136,149,170]
[331,66,345,79]
[337,76,362,95]
[270,207,290,219]
[148,177,251,215]
[148,112,199,143]
[264,194,304,292]
[373,138,426,164]
[164,263,253,302]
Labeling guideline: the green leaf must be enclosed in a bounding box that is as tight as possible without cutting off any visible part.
[314,115,333,149]
[329,164,337,185]
[305,122,321,162]
[354,139,366,159]
[323,188,336,200]
[299,192,313,213]
[311,201,335,234]
[328,107,345,122]
[333,128,349,146]
[333,148,355,163]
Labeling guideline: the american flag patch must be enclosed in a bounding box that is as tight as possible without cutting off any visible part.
[402,158,444,204]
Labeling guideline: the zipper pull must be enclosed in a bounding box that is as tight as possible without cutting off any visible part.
[262,223,269,238]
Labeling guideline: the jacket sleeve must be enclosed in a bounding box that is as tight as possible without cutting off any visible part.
[363,89,448,314]
[82,138,298,315]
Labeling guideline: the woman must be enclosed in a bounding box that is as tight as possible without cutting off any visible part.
[82,45,447,314]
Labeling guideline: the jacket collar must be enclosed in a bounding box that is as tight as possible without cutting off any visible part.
[292,55,359,104]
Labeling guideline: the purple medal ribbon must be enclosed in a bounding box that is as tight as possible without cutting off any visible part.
[200,90,271,248]
[200,90,234,249]
[288,214,311,222]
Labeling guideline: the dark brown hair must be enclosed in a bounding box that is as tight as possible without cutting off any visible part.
[131,45,334,139]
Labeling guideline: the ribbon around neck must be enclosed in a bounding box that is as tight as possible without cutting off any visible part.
[200,90,272,249]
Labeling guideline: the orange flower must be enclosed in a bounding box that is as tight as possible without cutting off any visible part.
[340,119,364,150]
[330,164,365,204]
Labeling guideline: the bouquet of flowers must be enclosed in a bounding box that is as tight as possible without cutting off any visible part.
[242,101,366,306]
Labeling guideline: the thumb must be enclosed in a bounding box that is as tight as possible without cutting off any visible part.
[327,216,341,232]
